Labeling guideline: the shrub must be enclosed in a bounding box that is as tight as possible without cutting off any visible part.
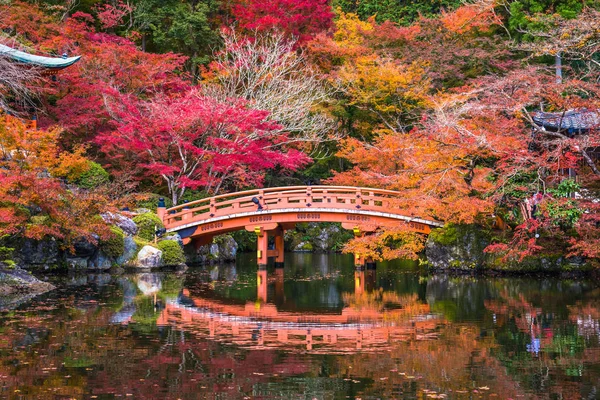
[74,161,110,189]
[133,213,164,241]
[100,226,125,259]
[157,240,185,265]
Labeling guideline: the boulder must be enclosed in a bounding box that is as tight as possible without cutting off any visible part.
[214,235,238,261]
[72,237,98,258]
[136,245,162,269]
[313,224,342,252]
[188,235,238,264]
[0,263,55,309]
[293,241,313,252]
[65,257,89,270]
[16,238,61,267]
[116,236,137,265]
[425,224,490,270]
[163,233,183,247]
[88,250,113,270]
[209,243,220,258]
[102,212,138,236]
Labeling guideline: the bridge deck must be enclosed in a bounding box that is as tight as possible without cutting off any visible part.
[161,186,442,239]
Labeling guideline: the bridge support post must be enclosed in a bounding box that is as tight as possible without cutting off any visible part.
[256,228,269,268]
[274,228,285,268]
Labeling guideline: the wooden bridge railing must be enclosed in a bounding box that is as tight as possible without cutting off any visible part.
[161,186,434,229]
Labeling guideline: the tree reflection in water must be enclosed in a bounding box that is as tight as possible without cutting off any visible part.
[0,255,598,399]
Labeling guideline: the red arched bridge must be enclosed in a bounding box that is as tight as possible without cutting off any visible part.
[158,186,443,267]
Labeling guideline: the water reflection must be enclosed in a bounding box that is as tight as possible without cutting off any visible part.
[159,267,439,353]
[0,255,599,399]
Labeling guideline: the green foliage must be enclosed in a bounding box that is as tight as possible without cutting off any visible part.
[132,213,164,241]
[157,240,186,265]
[549,179,580,198]
[508,0,593,36]
[543,199,583,228]
[0,245,14,261]
[135,194,173,210]
[230,230,256,252]
[501,171,540,200]
[133,0,221,69]
[333,0,463,24]
[301,242,314,251]
[100,226,125,259]
[428,225,460,246]
[74,161,110,189]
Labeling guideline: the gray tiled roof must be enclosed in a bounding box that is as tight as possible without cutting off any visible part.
[0,44,80,69]
[533,109,600,133]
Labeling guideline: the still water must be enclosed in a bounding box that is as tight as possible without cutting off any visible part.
[1,253,599,399]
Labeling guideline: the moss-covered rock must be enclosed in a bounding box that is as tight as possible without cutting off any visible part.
[425,224,491,270]
[157,240,186,266]
[99,226,125,259]
[133,213,164,241]
[284,223,353,253]
[187,235,238,264]
[426,224,594,273]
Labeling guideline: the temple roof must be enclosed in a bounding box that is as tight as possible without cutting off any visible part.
[533,109,600,133]
[0,44,80,69]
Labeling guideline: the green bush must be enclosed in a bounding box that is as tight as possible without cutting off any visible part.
[229,231,256,252]
[133,213,164,241]
[136,194,173,211]
[75,161,110,189]
[157,240,186,265]
[100,226,125,259]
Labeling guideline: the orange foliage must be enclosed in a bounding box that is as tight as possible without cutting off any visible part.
[0,116,111,247]
[440,0,502,34]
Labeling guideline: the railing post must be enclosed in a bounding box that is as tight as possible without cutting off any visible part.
[182,200,190,221]
[210,199,216,216]
[157,197,166,225]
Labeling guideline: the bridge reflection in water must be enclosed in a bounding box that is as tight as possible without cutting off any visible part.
[157,267,442,353]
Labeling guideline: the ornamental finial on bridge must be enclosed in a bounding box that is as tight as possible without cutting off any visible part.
[157,197,166,223]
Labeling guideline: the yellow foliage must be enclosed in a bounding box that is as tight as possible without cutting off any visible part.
[338,55,430,115]
[333,11,374,47]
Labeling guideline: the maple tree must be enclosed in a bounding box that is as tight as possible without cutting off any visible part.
[97,90,310,204]
[0,116,111,247]
[205,30,336,148]
[0,2,187,145]
[230,0,334,43]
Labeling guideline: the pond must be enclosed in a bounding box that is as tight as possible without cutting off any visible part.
[1,253,599,399]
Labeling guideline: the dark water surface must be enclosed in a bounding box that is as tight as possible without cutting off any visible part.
[1,253,599,399]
